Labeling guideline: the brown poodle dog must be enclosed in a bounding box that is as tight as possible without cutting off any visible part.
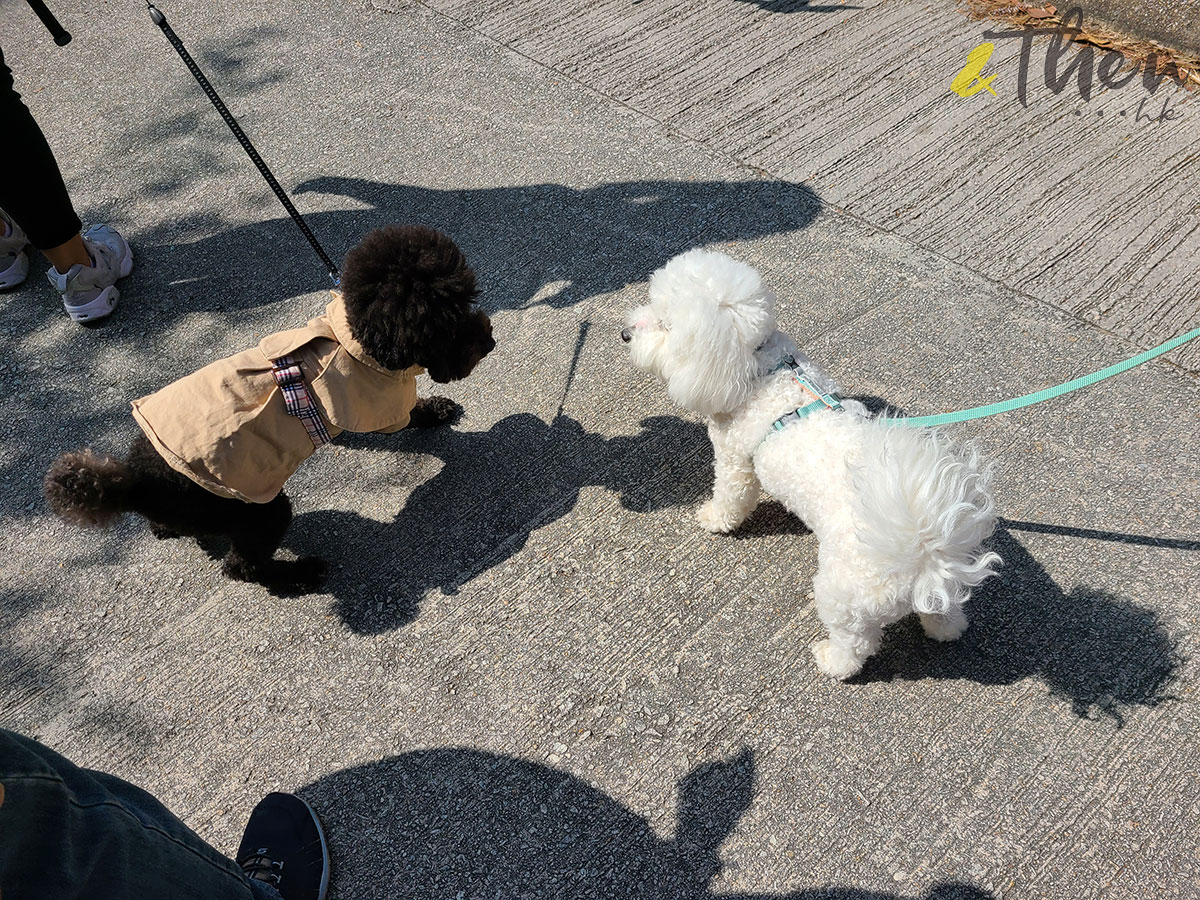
[45,225,494,593]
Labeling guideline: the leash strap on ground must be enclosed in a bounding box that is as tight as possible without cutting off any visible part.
[884,327,1200,428]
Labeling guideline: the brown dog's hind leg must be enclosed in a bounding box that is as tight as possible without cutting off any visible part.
[221,491,327,595]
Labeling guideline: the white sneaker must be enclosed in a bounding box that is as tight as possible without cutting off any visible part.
[0,209,30,290]
[47,224,133,322]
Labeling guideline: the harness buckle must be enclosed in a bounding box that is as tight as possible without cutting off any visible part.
[764,354,844,440]
[780,355,842,411]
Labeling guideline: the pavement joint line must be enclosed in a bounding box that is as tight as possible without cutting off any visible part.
[393,0,1200,381]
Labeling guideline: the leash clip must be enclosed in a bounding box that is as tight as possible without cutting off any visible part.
[781,355,842,411]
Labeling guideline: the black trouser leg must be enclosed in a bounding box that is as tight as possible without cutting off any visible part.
[0,728,276,900]
[0,46,83,250]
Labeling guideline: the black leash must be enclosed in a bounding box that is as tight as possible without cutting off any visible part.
[146,2,340,284]
[25,0,72,45]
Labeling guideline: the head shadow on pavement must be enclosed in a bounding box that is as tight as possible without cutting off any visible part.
[298,746,996,900]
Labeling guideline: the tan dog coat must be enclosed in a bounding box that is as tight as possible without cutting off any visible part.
[132,292,421,503]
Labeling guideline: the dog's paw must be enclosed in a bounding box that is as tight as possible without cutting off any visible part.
[919,610,968,642]
[409,396,464,428]
[222,559,254,583]
[221,554,328,595]
[290,555,329,592]
[266,557,330,596]
[697,501,739,534]
[261,556,329,597]
[810,640,864,680]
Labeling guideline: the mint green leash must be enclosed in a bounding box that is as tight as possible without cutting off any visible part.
[882,326,1200,428]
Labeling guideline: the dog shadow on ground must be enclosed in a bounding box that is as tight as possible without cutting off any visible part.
[299,747,994,900]
[292,413,716,633]
[856,527,1184,723]
[292,399,896,629]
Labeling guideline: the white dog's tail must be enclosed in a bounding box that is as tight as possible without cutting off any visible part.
[851,425,1000,615]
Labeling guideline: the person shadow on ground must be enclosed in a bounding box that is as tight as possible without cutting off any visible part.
[299,747,995,900]
[121,175,822,320]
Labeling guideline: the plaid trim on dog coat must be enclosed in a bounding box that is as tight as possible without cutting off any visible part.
[271,355,334,448]
[131,291,421,504]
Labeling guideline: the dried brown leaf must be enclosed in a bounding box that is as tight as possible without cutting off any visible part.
[960,0,1200,92]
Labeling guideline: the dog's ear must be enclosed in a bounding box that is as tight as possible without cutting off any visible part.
[652,250,775,416]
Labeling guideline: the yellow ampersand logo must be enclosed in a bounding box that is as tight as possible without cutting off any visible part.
[951,42,999,97]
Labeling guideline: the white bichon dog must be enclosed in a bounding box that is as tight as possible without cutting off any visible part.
[622,249,1001,679]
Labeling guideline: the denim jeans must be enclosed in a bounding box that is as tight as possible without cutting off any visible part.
[0,45,84,249]
[0,728,279,900]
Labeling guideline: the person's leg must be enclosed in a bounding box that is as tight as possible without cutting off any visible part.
[0,46,131,320]
[0,729,328,900]
[0,46,83,254]
[41,232,91,272]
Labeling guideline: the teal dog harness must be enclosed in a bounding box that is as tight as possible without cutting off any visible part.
[769,355,843,433]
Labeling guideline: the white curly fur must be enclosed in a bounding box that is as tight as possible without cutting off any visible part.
[625,249,1001,679]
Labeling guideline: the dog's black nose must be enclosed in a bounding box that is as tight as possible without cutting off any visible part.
[620,327,632,343]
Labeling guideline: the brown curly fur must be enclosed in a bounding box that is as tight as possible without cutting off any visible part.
[44,225,492,595]
[340,225,494,382]
[44,450,129,527]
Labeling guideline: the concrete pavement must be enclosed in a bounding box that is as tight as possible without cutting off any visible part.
[415,0,1200,369]
[1076,0,1200,54]
[0,1,1197,898]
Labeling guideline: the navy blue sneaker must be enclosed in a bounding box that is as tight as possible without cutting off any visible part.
[236,792,329,900]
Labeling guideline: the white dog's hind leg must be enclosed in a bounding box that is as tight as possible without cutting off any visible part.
[697,441,760,534]
[810,625,881,680]
[919,607,968,642]
[809,564,892,679]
